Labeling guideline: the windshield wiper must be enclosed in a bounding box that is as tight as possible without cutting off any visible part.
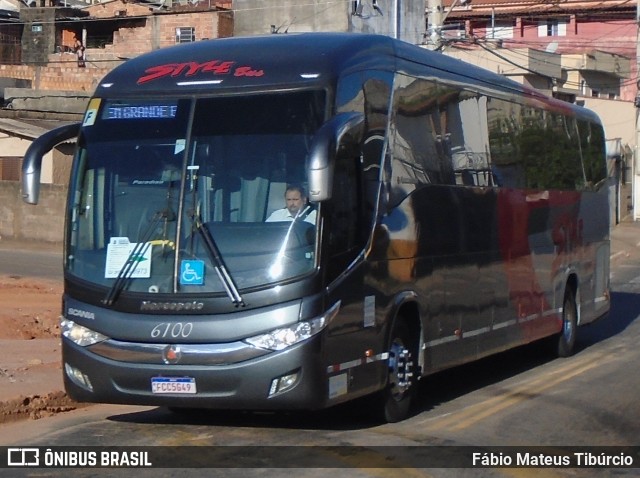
[102,209,172,306]
[191,214,245,307]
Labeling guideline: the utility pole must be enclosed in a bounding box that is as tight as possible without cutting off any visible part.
[426,0,444,50]
[426,0,471,51]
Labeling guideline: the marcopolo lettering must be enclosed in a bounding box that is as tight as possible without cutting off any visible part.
[140,301,204,312]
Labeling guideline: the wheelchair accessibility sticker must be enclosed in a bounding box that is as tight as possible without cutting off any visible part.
[180,260,205,285]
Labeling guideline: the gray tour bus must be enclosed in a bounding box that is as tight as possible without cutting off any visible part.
[22,33,610,422]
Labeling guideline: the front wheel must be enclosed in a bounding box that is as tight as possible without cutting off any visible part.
[556,288,578,357]
[378,320,418,423]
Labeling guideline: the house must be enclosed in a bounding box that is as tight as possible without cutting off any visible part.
[436,0,636,221]
[0,0,636,239]
[0,0,233,94]
[436,0,636,99]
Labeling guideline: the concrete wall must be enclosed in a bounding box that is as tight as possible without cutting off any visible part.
[233,0,426,44]
[20,8,57,66]
[350,0,427,45]
[233,0,348,36]
[0,181,66,244]
[583,97,636,149]
[0,133,54,183]
[4,88,92,114]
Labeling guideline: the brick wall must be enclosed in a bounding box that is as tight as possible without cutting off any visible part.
[0,158,21,181]
[0,5,234,244]
[0,7,233,92]
[83,3,233,56]
[0,63,110,92]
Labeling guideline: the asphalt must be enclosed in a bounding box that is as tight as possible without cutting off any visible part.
[0,221,639,405]
[610,220,640,264]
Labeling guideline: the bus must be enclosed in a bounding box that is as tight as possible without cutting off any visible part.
[22,33,610,422]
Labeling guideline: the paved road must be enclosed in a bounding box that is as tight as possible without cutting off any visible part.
[0,243,62,280]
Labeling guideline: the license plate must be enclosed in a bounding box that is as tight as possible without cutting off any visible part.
[151,377,197,394]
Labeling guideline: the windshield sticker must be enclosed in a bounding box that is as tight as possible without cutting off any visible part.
[137,60,264,85]
[174,139,186,155]
[180,260,205,286]
[82,98,102,126]
[105,237,152,279]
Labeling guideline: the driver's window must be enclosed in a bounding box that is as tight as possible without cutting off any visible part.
[325,156,362,280]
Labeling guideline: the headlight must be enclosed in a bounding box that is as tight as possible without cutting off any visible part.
[61,319,109,346]
[244,301,340,351]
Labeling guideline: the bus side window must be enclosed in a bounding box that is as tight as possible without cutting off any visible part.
[325,156,362,281]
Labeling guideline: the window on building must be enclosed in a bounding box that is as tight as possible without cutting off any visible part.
[176,27,195,44]
[487,21,514,39]
[591,90,600,98]
[538,19,567,37]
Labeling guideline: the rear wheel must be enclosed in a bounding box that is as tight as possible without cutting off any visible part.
[557,288,578,357]
[378,320,418,423]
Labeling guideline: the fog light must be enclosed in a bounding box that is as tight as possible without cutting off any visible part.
[64,363,94,392]
[268,371,299,397]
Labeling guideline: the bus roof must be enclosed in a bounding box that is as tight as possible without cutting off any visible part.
[98,33,397,94]
[95,32,599,123]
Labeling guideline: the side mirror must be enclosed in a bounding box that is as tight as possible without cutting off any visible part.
[22,122,80,205]
[307,112,365,202]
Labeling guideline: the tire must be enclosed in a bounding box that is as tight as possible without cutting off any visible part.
[377,320,418,423]
[557,288,578,357]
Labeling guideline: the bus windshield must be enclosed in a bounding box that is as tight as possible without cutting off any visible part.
[66,90,326,300]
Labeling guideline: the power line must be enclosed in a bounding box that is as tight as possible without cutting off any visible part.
[447,36,635,92]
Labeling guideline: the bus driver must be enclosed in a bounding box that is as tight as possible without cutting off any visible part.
[266,185,316,224]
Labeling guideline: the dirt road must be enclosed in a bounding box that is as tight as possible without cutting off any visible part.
[0,275,87,424]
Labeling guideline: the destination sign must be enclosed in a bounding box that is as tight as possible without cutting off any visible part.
[104,103,178,120]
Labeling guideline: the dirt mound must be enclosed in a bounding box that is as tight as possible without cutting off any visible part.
[0,391,89,424]
[0,274,89,424]
[0,275,62,339]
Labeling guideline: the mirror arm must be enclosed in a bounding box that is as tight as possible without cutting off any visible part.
[307,112,365,202]
[22,122,81,205]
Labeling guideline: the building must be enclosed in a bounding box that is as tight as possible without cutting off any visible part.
[434,0,636,99]
[233,0,426,45]
[434,0,636,221]
[1,0,431,242]
[0,0,635,243]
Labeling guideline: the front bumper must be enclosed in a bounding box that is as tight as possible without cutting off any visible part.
[62,334,329,411]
